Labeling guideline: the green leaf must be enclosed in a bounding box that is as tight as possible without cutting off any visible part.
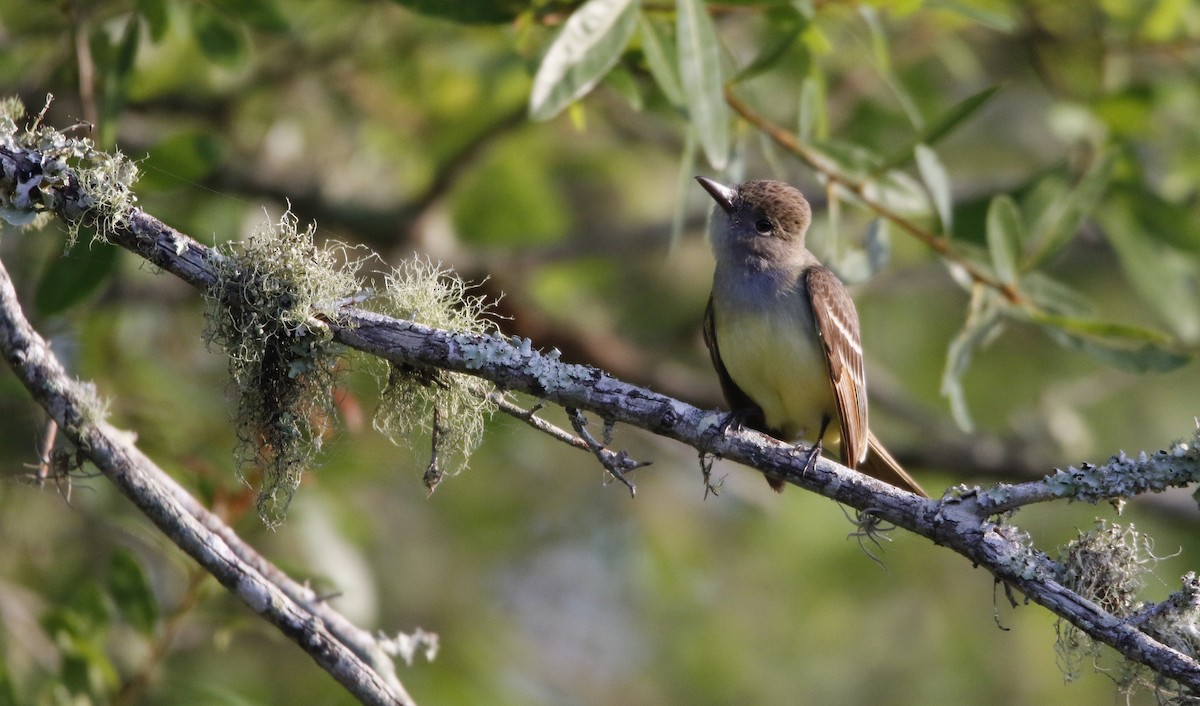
[35,237,120,316]
[603,64,643,111]
[915,143,952,233]
[1020,271,1093,318]
[1023,307,1189,373]
[1119,185,1200,253]
[139,131,225,191]
[137,0,170,41]
[797,74,822,140]
[941,288,1006,431]
[1034,316,1189,373]
[114,14,141,77]
[192,5,244,65]
[881,85,1001,170]
[1101,197,1200,342]
[985,194,1023,284]
[1022,151,1114,270]
[212,0,289,33]
[638,13,684,107]
[677,0,729,169]
[107,549,158,636]
[390,0,526,24]
[731,7,803,83]
[864,169,929,215]
[529,0,640,121]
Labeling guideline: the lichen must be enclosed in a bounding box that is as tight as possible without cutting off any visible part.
[203,211,360,525]
[1043,429,1200,505]
[373,256,497,490]
[0,95,138,245]
[1051,521,1200,702]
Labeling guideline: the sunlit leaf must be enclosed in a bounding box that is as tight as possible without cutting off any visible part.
[107,549,158,636]
[529,0,640,121]
[35,237,120,316]
[1022,151,1114,271]
[677,0,729,169]
[985,194,1023,284]
[638,13,684,107]
[915,143,952,233]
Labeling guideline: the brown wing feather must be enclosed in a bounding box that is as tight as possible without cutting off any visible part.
[805,266,868,468]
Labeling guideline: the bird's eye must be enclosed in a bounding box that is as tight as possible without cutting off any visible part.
[754,218,773,234]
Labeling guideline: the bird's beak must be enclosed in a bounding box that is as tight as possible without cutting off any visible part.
[695,176,736,213]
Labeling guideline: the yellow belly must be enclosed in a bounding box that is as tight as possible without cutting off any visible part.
[715,306,840,448]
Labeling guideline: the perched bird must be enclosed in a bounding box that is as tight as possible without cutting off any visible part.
[697,176,927,497]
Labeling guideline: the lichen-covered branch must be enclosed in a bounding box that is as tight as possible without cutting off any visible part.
[0,260,413,704]
[4,138,1200,698]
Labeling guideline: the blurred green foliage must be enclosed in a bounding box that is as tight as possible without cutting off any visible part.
[1,0,1200,704]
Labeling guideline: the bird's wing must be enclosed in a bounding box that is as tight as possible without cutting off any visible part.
[806,266,868,468]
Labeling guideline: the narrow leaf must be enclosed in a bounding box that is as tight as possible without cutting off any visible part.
[137,0,170,41]
[880,85,1001,170]
[732,8,803,83]
[915,143,952,233]
[1102,198,1200,342]
[797,74,821,140]
[677,0,729,169]
[529,0,640,121]
[1038,324,1189,373]
[107,550,158,636]
[1023,151,1115,270]
[985,194,1023,284]
[941,289,1006,431]
[638,12,684,107]
[212,0,289,33]
[192,5,244,65]
[36,238,120,316]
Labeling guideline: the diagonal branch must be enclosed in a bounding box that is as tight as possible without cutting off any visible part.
[5,141,1200,695]
[0,259,413,704]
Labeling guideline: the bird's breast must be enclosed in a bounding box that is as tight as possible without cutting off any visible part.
[712,295,840,446]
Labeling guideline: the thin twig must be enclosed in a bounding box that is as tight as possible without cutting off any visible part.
[566,407,648,498]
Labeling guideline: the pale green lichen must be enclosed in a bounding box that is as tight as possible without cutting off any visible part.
[1043,429,1200,504]
[373,256,496,492]
[204,211,361,525]
[0,95,138,244]
[1052,521,1200,703]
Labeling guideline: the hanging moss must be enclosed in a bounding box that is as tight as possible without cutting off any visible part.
[373,256,497,492]
[203,211,361,525]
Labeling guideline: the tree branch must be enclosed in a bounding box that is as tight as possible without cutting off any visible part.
[5,141,1200,697]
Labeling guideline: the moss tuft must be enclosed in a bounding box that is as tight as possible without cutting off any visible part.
[373,256,497,490]
[204,211,360,525]
[0,95,138,243]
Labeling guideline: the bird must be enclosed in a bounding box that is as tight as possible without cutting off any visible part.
[697,176,927,497]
